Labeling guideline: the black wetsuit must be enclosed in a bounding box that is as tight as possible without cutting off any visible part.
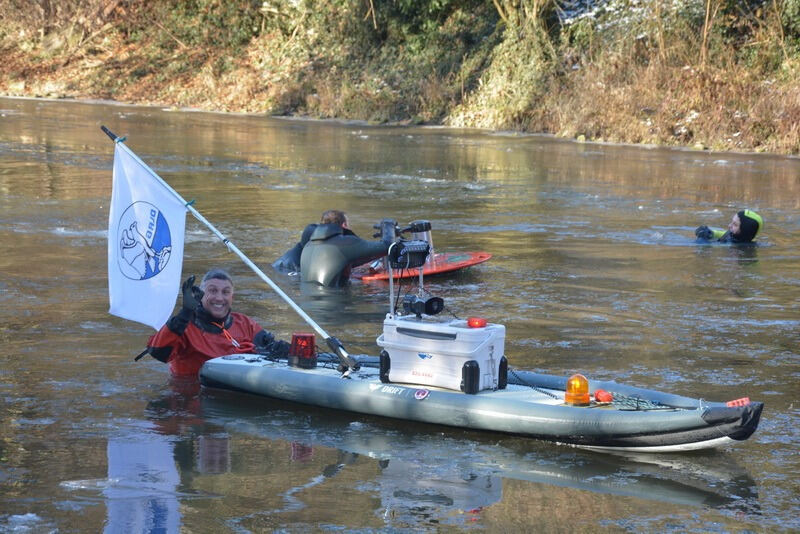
[300,223,393,287]
[273,224,318,273]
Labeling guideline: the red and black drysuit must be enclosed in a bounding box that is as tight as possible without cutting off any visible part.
[146,306,288,377]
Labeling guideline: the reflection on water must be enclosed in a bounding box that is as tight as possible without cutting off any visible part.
[201,390,762,517]
[104,437,181,533]
[1,97,799,531]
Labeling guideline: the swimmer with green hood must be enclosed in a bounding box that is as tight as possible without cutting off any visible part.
[695,209,763,244]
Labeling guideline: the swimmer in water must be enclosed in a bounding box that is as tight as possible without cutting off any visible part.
[695,209,763,244]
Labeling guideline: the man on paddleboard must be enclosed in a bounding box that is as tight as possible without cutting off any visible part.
[142,268,290,377]
[695,209,763,244]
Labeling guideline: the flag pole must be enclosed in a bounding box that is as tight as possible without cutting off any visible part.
[102,126,358,373]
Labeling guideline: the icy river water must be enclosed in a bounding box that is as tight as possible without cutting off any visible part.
[0,97,798,532]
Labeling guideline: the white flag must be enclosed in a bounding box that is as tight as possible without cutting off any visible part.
[108,143,187,330]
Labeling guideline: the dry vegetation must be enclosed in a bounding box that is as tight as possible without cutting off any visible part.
[1,0,798,154]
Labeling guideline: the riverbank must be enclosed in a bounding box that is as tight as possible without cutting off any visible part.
[1,1,798,154]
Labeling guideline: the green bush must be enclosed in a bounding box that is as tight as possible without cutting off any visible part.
[785,0,800,37]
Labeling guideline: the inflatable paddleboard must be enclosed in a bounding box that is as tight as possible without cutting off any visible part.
[203,241,762,453]
[354,251,492,281]
[200,354,763,453]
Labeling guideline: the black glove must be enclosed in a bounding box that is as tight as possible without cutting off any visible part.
[258,339,289,358]
[166,275,202,335]
[181,275,203,312]
[271,339,291,357]
[695,225,713,240]
[254,331,290,357]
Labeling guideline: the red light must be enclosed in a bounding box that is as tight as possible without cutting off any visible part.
[467,317,487,328]
[290,332,315,360]
[726,397,750,407]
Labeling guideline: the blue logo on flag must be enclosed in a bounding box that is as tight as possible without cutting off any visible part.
[117,201,172,280]
[418,353,433,360]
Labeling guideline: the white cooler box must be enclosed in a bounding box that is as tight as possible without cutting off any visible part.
[376,315,507,393]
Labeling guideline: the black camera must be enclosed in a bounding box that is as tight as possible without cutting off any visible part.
[401,220,432,234]
[388,239,430,269]
[402,295,444,318]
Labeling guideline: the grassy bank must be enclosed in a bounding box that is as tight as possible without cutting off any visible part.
[1,0,798,154]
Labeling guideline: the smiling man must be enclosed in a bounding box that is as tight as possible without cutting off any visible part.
[144,268,289,377]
